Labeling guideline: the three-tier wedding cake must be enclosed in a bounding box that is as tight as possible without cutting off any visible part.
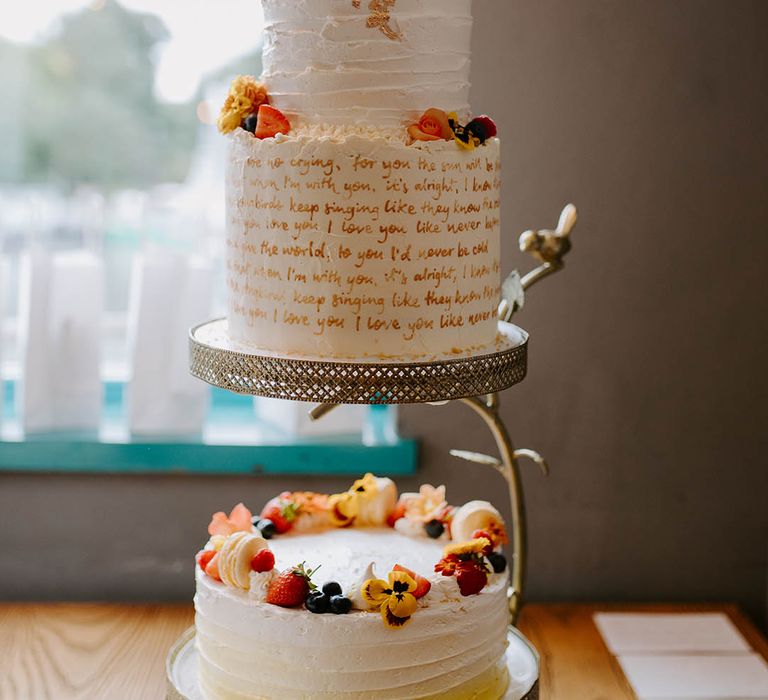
[191,2,527,698]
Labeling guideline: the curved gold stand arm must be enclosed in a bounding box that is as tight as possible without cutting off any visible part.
[455,394,527,625]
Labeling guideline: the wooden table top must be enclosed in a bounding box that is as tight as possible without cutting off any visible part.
[1,602,766,700]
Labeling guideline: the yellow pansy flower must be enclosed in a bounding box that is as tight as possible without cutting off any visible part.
[447,111,479,151]
[350,472,379,500]
[361,570,418,628]
[328,491,359,527]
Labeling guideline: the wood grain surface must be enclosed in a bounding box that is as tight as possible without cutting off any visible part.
[1,602,766,700]
[0,603,192,700]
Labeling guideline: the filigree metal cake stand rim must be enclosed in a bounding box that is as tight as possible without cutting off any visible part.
[189,318,528,405]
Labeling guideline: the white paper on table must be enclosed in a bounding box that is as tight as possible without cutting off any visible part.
[126,253,212,436]
[594,613,753,654]
[617,653,768,699]
[17,250,104,433]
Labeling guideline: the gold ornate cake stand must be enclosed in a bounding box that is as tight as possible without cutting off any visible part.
[188,205,576,628]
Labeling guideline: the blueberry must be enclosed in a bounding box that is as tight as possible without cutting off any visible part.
[257,519,276,539]
[243,113,259,134]
[424,519,445,539]
[487,552,507,573]
[329,595,352,615]
[305,592,330,614]
[322,581,343,597]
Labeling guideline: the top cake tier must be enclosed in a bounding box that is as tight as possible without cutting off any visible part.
[261,0,473,127]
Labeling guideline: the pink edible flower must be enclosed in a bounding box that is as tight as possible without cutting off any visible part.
[208,502,253,536]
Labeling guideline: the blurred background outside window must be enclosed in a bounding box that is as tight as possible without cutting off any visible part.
[0,0,263,384]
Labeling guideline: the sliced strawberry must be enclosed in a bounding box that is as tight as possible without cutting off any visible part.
[250,548,276,573]
[393,563,431,599]
[204,552,221,582]
[196,549,216,572]
[456,564,487,596]
[254,105,291,139]
[386,500,407,528]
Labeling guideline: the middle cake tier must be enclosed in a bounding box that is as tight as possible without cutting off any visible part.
[226,128,502,361]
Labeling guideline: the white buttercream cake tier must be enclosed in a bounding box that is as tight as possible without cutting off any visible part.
[225,131,502,360]
[261,0,473,128]
[194,528,511,700]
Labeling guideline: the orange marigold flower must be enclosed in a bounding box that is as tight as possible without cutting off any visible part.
[217,75,270,134]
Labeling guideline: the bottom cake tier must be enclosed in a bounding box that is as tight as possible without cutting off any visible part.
[194,528,510,700]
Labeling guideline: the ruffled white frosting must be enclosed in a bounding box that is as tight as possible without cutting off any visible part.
[248,569,278,602]
[194,527,510,699]
[261,0,473,127]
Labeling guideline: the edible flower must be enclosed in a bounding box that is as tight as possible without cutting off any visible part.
[291,491,330,514]
[448,112,499,151]
[403,483,448,523]
[434,538,491,596]
[208,503,253,537]
[481,521,509,547]
[361,569,418,628]
[448,112,476,150]
[217,75,269,134]
[351,472,379,499]
[328,491,359,527]
[443,537,491,557]
[407,108,453,143]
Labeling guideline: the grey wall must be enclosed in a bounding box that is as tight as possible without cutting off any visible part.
[2,0,767,627]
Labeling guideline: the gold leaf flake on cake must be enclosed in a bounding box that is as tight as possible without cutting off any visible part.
[352,0,402,41]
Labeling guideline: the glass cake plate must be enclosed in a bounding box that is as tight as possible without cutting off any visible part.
[189,318,528,404]
[166,626,539,700]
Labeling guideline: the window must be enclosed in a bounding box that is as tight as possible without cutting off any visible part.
[0,0,415,475]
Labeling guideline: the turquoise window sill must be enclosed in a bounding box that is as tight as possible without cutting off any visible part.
[0,382,417,476]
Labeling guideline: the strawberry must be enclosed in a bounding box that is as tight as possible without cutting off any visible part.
[196,549,216,572]
[250,548,275,573]
[266,562,319,608]
[260,495,300,534]
[456,564,488,596]
[466,115,498,142]
[204,552,221,582]
[393,564,431,599]
[254,105,291,139]
[471,529,496,556]
[386,500,407,528]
